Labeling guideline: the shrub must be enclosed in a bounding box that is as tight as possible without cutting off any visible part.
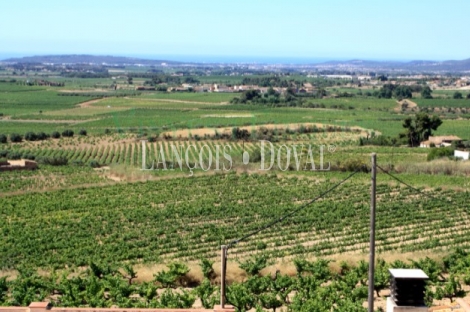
[62,129,74,137]
[0,150,7,157]
[0,134,7,144]
[453,91,463,99]
[104,128,112,134]
[8,152,22,160]
[25,132,38,141]
[51,131,61,139]
[89,160,100,168]
[22,154,36,160]
[10,133,22,143]
[427,147,454,161]
[336,158,369,172]
[231,127,250,140]
[251,149,262,162]
[71,159,84,166]
[36,132,48,140]
[37,156,68,166]
[79,129,87,136]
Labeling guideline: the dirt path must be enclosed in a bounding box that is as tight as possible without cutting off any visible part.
[77,98,105,108]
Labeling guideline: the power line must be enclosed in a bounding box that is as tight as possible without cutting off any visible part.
[227,166,366,249]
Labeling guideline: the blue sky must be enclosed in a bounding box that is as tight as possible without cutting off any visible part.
[1,0,468,62]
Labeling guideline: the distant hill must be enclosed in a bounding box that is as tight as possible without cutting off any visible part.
[316,58,470,72]
[0,54,182,65]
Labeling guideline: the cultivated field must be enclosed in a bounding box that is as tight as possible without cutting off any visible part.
[0,78,470,310]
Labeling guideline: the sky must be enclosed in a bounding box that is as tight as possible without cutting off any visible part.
[0,0,468,63]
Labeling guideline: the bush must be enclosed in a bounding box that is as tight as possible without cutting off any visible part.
[231,127,250,140]
[336,158,369,172]
[37,156,68,166]
[104,128,112,134]
[25,132,38,141]
[62,129,74,137]
[36,132,49,140]
[0,134,6,144]
[0,150,7,157]
[7,152,22,160]
[89,160,100,168]
[71,159,84,166]
[79,129,87,136]
[22,154,36,160]
[453,91,463,99]
[10,133,22,143]
[359,135,400,146]
[251,149,262,162]
[427,147,454,161]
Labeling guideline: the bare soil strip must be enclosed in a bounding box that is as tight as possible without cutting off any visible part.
[77,98,105,108]
[163,122,373,139]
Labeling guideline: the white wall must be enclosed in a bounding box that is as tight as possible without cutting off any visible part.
[454,150,470,160]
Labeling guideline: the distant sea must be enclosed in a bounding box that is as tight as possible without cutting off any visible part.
[0,53,415,64]
[131,55,341,64]
[0,52,346,64]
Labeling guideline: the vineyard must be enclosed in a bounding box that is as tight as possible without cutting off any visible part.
[0,165,109,193]
[0,79,470,310]
[1,171,470,311]
[0,135,436,182]
[1,173,469,269]
[0,250,469,311]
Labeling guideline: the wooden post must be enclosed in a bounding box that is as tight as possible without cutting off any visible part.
[368,153,377,312]
[220,245,228,308]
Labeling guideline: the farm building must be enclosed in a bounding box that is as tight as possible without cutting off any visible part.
[455,150,470,160]
[420,135,462,148]
[0,159,38,171]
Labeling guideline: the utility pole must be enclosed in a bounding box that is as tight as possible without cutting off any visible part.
[368,153,377,312]
[220,245,228,308]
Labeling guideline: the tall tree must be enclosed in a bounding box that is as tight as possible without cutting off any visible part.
[421,86,433,99]
[402,113,442,147]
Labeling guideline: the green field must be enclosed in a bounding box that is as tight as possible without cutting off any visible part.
[1,75,470,310]
[414,98,470,108]
[0,86,93,116]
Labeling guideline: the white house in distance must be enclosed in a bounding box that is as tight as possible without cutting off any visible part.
[419,135,469,160]
[419,135,462,148]
[454,150,470,160]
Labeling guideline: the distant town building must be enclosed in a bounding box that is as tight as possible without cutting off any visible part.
[420,136,462,148]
